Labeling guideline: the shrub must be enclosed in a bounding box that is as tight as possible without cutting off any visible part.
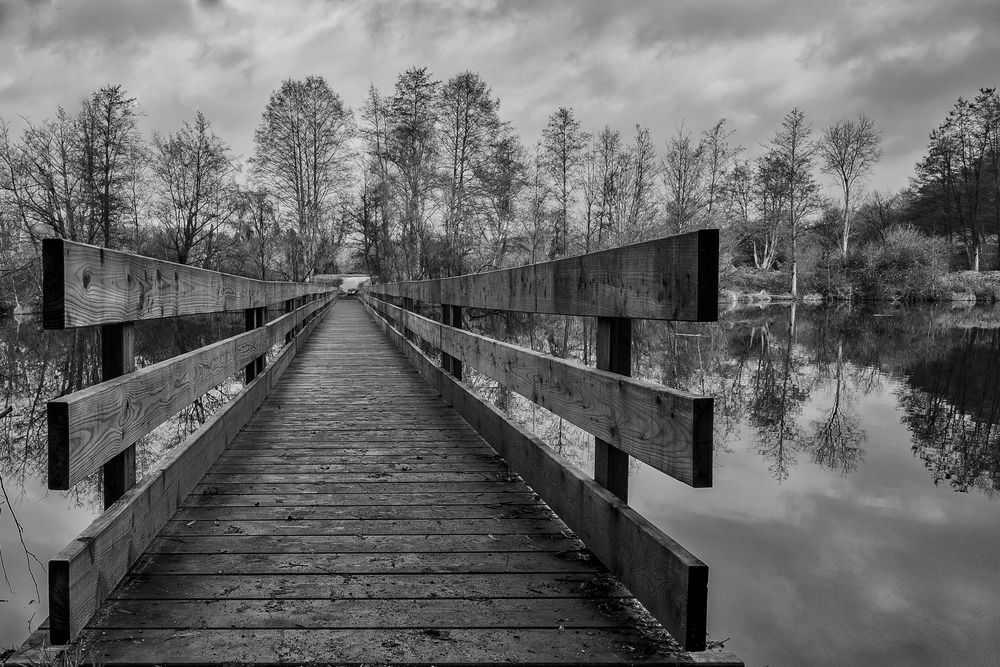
[937,271,1000,302]
[853,225,948,300]
[722,265,791,296]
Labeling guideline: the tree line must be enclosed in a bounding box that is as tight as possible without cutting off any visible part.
[0,70,996,308]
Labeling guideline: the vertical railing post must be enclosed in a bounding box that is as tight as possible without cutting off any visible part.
[595,316,630,501]
[285,298,295,344]
[441,304,463,380]
[402,296,415,343]
[245,306,266,383]
[101,322,135,509]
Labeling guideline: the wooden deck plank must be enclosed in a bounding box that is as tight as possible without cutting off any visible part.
[112,572,630,600]
[73,628,704,665]
[174,504,551,521]
[210,457,505,468]
[191,480,524,494]
[132,551,601,575]
[184,491,541,507]
[146,533,581,554]
[90,597,634,629]
[66,299,736,665]
[197,470,517,483]
[159,518,561,537]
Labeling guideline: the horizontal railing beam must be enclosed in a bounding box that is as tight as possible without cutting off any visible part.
[43,238,334,329]
[364,295,712,488]
[48,295,334,645]
[361,297,708,650]
[367,229,718,321]
[48,295,334,489]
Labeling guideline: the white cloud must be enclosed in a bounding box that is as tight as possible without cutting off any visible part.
[0,0,997,194]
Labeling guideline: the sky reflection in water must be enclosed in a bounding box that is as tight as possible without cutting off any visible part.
[626,306,1000,666]
[2,304,1000,665]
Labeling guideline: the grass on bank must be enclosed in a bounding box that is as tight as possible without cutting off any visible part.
[723,226,1000,304]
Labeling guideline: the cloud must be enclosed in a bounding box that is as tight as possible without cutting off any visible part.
[0,0,997,193]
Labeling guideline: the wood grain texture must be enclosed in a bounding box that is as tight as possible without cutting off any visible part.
[113,572,628,599]
[367,229,719,321]
[130,551,597,576]
[41,300,738,665]
[47,297,334,644]
[595,316,632,501]
[90,597,630,629]
[364,298,710,651]
[47,295,333,489]
[42,238,336,329]
[366,295,712,487]
[100,322,136,509]
[54,629,742,665]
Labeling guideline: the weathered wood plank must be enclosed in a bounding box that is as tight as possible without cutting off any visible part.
[47,296,332,489]
[222,444,494,455]
[91,597,631,629]
[185,491,538,507]
[197,471,514,484]
[595,316,632,500]
[66,628,744,665]
[159,517,556,537]
[47,298,334,644]
[113,572,628,600]
[211,455,503,467]
[367,229,719,321]
[99,321,136,509]
[191,480,519,495]
[133,551,598,576]
[208,461,506,473]
[173,504,549,522]
[367,295,713,487]
[145,533,580,554]
[42,238,335,329]
[363,298,709,651]
[39,299,738,665]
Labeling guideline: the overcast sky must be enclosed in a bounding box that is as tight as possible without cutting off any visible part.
[1,0,998,196]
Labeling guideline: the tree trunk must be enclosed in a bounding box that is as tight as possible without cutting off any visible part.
[790,232,798,298]
[841,186,851,258]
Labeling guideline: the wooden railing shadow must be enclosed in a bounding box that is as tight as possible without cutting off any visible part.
[361,229,718,652]
[40,239,338,644]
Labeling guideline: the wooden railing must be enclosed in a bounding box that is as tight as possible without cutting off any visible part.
[41,239,338,644]
[361,229,718,651]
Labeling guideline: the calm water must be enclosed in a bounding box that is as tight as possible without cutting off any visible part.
[0,311,248,647]
[464,302,1000,667]
[2,303,1000,665]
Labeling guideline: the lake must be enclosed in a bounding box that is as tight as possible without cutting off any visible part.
[2,302,999,666]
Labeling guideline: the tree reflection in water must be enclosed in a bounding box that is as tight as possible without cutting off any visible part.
[463,302,1000,498]
[0,310,250,612]
[899,327,1000,497]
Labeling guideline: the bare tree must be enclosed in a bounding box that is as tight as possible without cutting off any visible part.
[766,108,820,297]
[438,71,501,275]
[77,85,142,248]
[662,122,705,233]
[234,186,280,280]
[474,133,526,270]
[151,111,234,265]
[701,118,742,220]
[388,67,440,278]
[252,76,353,280]
[2,111,84,242]
[624,124,659,243]
[541,107,586,258]
[520,141,551,263]
[820,114,882,257]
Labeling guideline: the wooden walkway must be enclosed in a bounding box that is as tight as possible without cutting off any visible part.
[68,300,701,664]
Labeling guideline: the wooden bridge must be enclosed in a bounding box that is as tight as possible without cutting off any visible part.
[11,232,742,666]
